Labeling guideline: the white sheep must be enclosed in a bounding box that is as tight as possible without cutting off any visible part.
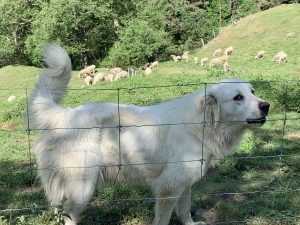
[84,75,93,86]
[213,48,222,57]
[194,57,199,64]
[181,51,189,62]
[117,70,129,78]
[144,67,152,76]
[224,46,234,56]
[200,57,209,67]
[104,74,114,82]
[92,73,105,85]
[255,50,266,59]
[223,62,229,72]
[78,65,96,78]
[149,61,159,69]
[7,95,16,103]
[272,51,288,63]
[209,55,228,68]
[171,55,180,62]
[109,67,122,74]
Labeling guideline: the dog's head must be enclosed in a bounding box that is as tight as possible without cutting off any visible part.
[199,79,270,127]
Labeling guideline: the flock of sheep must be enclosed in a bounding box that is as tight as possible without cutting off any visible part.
[77,60,160,86]
[5,47,289,103]
[78,65,132,86]
[170,46,288,73]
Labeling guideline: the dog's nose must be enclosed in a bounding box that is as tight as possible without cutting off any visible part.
[259,101,270,115]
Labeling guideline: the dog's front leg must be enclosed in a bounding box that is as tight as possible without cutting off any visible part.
[175,186,206,225]
[152,194,178,225]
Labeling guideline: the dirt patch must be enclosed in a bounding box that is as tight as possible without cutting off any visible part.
[285,131,300,140]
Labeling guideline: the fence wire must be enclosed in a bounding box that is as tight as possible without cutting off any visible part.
[0,80,299,225]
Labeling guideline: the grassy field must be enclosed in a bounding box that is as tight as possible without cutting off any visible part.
[0,4,300,225]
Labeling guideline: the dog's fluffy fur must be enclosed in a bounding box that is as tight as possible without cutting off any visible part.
[28,45,269,225]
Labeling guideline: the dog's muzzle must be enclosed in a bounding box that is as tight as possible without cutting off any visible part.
[247,101,270,125]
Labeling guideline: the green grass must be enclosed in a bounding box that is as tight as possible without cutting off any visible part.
[0,4,300,225]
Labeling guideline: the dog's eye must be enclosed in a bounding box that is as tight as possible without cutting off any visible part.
[233,94,244,101]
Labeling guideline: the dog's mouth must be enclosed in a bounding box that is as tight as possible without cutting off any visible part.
[247,117,266,125]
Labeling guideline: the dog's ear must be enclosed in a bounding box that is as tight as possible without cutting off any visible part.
[198,94,220,127]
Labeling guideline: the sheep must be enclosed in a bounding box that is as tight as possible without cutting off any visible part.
[104,74,114,82]
[92,73,105,85]
[84,75,93,86]
[175,55,182,61]
[117,70,129,78]
[78,65,96,78]
[194,57,199,64]
[109,67,122,74]
[200,57,209,67]
[149,61,159,69]
[171,55,180,62]
[144,67,152,76]
[286,32,295,39]
[213,48,222,57]
[209,55,228,68]
[142,63,151,70]
[272,51,288,63]
[7,95,16,103]
[223,62,229,72]
[181,51,189,62]
[224,46,234,56]
[255,50,265,59]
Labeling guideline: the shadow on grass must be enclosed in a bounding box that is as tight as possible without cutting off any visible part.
[0,119,299,225]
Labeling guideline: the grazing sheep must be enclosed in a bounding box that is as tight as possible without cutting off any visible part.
[104,74,114,82]
[176,55,182,61]
[78,65,96,78]
[144,67,152,76]
[109,67,122,74]
[84,75,93,86]
[200,57,209,67]
[286,32,295,39]
[7,95,16,103]
[116,70,129,78]
[223,62,229,72]
[113,70,128,81]
[194,57,199,64]
[272,51,288,63]
[209,55,228,68]
[149,61,159,69]
[224,46,234,56]
[255,50,266,59]
[213,48,222,57]
[181,52,189,62]
[142,63,151,70]
[92,73,105,85]
[170,55,180,62]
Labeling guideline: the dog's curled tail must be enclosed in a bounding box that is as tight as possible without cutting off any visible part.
[28,44,72,129]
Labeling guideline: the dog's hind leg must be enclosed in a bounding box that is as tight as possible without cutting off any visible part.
[62,168,99,225]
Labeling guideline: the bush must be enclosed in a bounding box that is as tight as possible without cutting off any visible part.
[102,19,174,67]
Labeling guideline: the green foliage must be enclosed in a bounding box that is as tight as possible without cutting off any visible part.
[0,0,43,66]
[25,0,115,68]
[102,19,174,67]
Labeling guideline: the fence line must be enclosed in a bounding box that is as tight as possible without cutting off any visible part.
[0,80,299,224]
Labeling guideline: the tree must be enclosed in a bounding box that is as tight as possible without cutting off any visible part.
[26,0,115,68]
[0,0,43,66]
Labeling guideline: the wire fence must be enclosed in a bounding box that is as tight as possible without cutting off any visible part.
[0,80,299,225]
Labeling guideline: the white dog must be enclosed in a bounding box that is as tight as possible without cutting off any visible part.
[28,45,270,225]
